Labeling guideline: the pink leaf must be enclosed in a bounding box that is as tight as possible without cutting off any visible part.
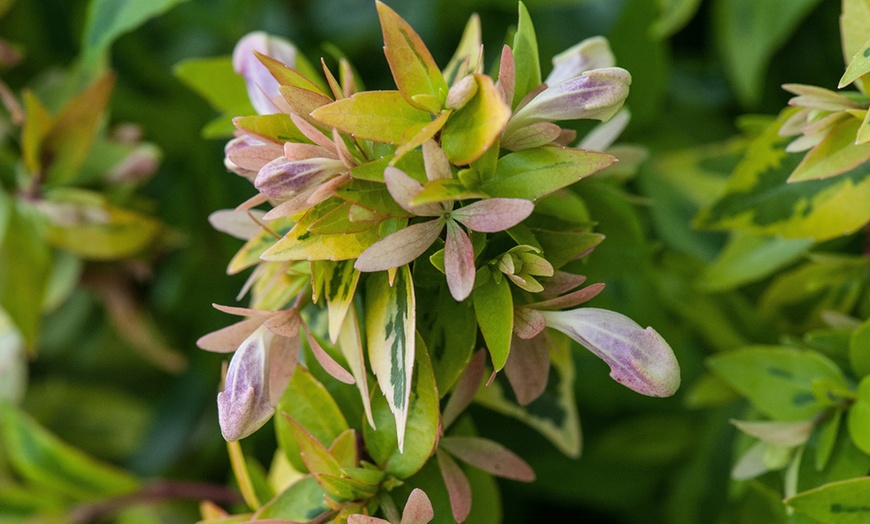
[384,167,444,217]
[442,349,486,429]
[354,220,443,272]
[283,142,337,161]
[348,516,389,524]
[196,316,266,353]
[211,303,273,318]
[289,112,335,151]
[422,139,452,181]
[539,271,587,298]
[445,221,476,301]
[451,198,533,232]
[267,332,299,404]
[437,450,472,523]
[208,209,267,240]
[302,326,355,385]
[439,436,536,482]
[497,45,515,107]
[527,282,606,310]
[227,143,283,171]
[513,307,546,339]
[504,334,550,405]
[401,488,434,524]
[262,309,301,337]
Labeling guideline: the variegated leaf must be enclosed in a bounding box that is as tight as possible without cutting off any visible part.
[321,259,361,343]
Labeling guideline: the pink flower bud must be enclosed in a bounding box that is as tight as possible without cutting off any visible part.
[233,31,298,114]
[217,325,276,441]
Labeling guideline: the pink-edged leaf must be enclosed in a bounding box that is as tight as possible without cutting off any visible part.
[401,488,435,524]
[497,45,515,106]
[303,326,355,385]
[439,436,535,482]
[442,349,486,429]
[385,166,443,216]
[505,334,550,405]
[541,308,680,397]
[539,271,587,298]
[348,515,389,524]
[289,113,335,151]
[436,450,472,523]
[451,198,534,233]
[284,142,337,161]
[445,221,476,301]
[310,91,433,145]
[208,209,267,240]
[267,331,299,404]
[422,139,452,180]
[227,143,283,171]
[196,316,265,353]
[332,128,355,168]
[527,282,606,310]
[354,220,443,272]
[513,307,546,340]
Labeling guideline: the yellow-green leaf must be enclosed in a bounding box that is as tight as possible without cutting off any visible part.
[234,114,310,145]
[511,2,541,109]
[442,14,482,84]
[789,116,870,182]
[365,266,416,451]
[376,0,447,112]
[441,74,511,166]
[472,269,513,371]
[20,91,54,176]
[311,91,433,145]
[786,477,870,523]
[411,178,487,206]
[840,35,870,88]
[227,217,294,275]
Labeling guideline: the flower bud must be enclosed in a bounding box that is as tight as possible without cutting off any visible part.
[446,75,478,110]
[233,32,298,114]
[218,325,275,441]
[541,307,680,397]
[546,36,615,85]
[254,157,345,199]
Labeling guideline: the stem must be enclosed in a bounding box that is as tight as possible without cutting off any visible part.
[68,481,242,523]
[227,439,262,509]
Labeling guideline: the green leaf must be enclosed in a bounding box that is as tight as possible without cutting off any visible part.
[696,110,870,241]
[81,0,192,71]
[511,2,541,109]
[786,477,870,523]
[840,35,870,88]
[0,199,50,348]
[411,178,486,206]
[814,409,842,472]
[788,117,870,182]
[311,91,433,145]
[334,179,413,218]
[349,151,424,184]
[481,147,616,201]
[850,318,870,378]
[0,402,139,500]
[475,332,581,457]
[253,476,328,520]
[441,75,510,165]
[534,230,604,270]
[233,114,310,145]
[315,472,379,501]
[174,56,254,138]
[707,346,848,421]
[376,1,447,113]
[697,232,813,291]
[473,269,513,372]
[363,334,439,479]
[847,376,870,454]
[284,415,342,477]
[20,91,54,176]
[275,367,348,473]
[651,0,703,39]
[417,284,477,396]
[365,266,416,451]
[713,0,823,106]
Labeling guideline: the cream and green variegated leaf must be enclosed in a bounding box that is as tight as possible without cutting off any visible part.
[376,1,447,113]
[440,74,511,166]
[310,91,434,145]
[788,116,870,181]
[481,146,616,201]
[319,259,360,343]
[475,331,582,457]
[510,2,541,109]
[363,334,439,478]
[695,110,870,241]
[338,304,375,428]
[365,266,416,451]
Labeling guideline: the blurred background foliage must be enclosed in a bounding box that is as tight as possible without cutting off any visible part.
[0,0,862,522]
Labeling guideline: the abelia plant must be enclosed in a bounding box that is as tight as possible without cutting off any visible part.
[197,2,680,521]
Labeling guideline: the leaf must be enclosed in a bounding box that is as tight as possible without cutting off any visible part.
[731,419,814,447]
[338,304,376,428]
[442,14,482,84]
[20,91,54,175]
[847,375,870,454]
[254,476,328,520]
[695,110,870,241]
[713,0,823,106]
[274,366,348,473]
[311,91,433,145]
[472,269,513,371]
[444,221,475,301]
[284,415,342,477]
[651,0,702,39]
[335,178,414,218]
[234,114,310,145]
[789,116,870,182]
[226,217,294,275]
[417,285,477,396]
[262,209,381,262]
[504,334,550,406]
[481,147,616,201]
[840,35,870,88]
[174,56,254,137]
[376,1,447,112]
[363,334,439,479]
[850,317,870,378]
[355,220,443,272]
[450,198,534,233]
[697,232,814,291]
[81,0,191,70]
[43,74,115,186]
[401,488,436,524]
[707,346,848,420]
[365,267,416,451]
[411,178,487,206]
[786,477,870,523]
[0,199,51,348]
[441,75,510,165]
[511,2,541,109]
[440,437,535,482]
[436,450,472,523]
[0,402,139,500]
[319,260,360,343]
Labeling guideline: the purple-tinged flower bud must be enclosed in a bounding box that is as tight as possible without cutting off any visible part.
[540,308,680,397]
[546,36,616,86]
[233,31,298,114]
[446,75,478,110]
[218,325,275,441]
[254,157,345,199]
[508,67,631,133]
